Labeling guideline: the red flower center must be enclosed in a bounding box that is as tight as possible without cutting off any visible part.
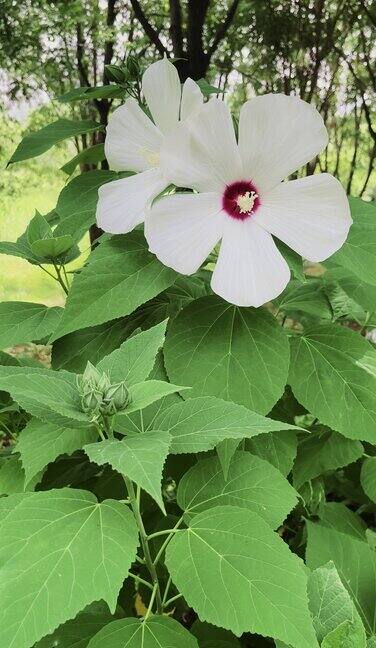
[222,180,260,220]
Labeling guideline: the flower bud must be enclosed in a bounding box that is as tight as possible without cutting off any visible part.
[102,381,130,414]
[80,361,101,389]
[81,388,103,414]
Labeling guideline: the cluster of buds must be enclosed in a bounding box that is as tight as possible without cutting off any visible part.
[77,362,130,418]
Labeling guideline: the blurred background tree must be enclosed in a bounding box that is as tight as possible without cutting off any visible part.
[0,0,374,302]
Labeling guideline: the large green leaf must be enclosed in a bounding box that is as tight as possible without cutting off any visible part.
[308,561,366,645]
[289,323,376,443]
[323,267,376,315]
[35,602,115,648]
[17,418,98,485]
[0,365,89,427]
[318,502,367,540]
[274,279,332,319]
[321,620,366,647]
[50,232,177,340]
[51,317,135,373]
[293,427,363,488]
[0,455,40,495]
[97,320,167,385]
[0,489,139,648]
[166,506,317,647]
[0,302,62,349]
[246,430,297,476]
[84,430,170,511]
[153,396,301,454]
[177,452,298,528]
[328,198,376,286]
[9,119,103,164]
[54,170,119,241]
[361,457,376,502]
[164,296,289,413]
[31,235,75,259]
[126,380,188,413]
[306,521,376,635]
[87,616,198,648]
[61,143,105,175]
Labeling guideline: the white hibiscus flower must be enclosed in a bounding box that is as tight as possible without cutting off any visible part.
[145,96,352,307]
[96,58,203,234]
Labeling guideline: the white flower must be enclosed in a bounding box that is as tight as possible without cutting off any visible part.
[96,58,203,234]
[145,96,352,307]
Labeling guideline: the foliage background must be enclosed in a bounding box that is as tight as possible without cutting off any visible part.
[0,0,374,304]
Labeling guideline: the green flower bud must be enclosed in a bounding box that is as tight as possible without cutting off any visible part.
[102,381,130,414]
[81,388,103,414]
[82,361,101,387]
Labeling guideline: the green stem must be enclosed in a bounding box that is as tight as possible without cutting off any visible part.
[145,584,157,621]
[123,476,163,614]
[102,415,114,439]
[162,575,172,606]
[52,262,69,295]
[153,516,184,567]
[128,572,154,592]
[163,593,183,609]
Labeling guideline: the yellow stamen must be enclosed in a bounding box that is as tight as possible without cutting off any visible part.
[236,190,258,213]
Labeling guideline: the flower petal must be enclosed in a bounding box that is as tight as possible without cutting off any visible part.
[105,98,163,172]
[254,173,352,262]
[160,98,243,191]
[239,94,328,194]
[211,218,290,307]
[145,192,225,274]
[180,78,203,121]
[96,168,166,234]
[142,58,181,135]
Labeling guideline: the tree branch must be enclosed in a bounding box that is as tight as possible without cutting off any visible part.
[207,0,240,61]
[169,0,184,58]
[129,0,167,56]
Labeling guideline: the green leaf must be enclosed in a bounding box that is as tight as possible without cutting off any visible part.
[293,428,363,488]
[246,430,298,476]
[323,267,376,317]
[115,350,181,436]
[51,317,138,373]
[54,170,119,242]
[165,296,289,414]
[0,302,62,349]
[9,119,103,164]
[289,323,376,443]
[27,211,52,243]
[361,457,376,502]
[367,637,376,647]
[177,451,298,528]
[61,143,106,175]
[153,396,302,454]
[126,380,188,413]
[275,240,305,282]
[50,232,177,340]
[35,602,116,648]
[97,320,167,385]
[0,455,40,495]
[216,438,241,478]
[306,521,376,635]
[0,365,89,428]
[84,430,170,511]
[328,198,376,286]
[274,279,332,319]
[195,78,219,95]
[87,616,198,648]
[17,418,97,485]
[0,489,139,648]
[318,502,367,540]
[321,619,366,648]
[308,561,366,645]
[166,506,317,647]
[59,85,124,103]
[31,234,75,258]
